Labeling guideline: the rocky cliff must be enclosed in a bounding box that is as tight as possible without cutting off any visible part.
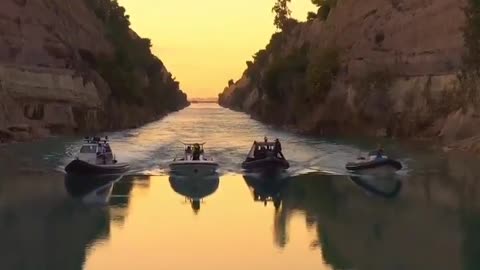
[0,0,189,142]
[219,0,480,145]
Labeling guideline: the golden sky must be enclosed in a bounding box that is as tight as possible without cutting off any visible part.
[117,0,316,98]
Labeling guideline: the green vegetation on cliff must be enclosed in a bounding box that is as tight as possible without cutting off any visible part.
[464,0,480,72]
[460,0,480,104]
[83,0,187,111]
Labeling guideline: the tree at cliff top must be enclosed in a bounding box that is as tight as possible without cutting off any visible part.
[464,0,480,73]
[83,0,187,111]
[272,0,298,31]
[461,0,480,104]
[310,0,337,21]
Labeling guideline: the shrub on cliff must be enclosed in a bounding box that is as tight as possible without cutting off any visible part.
[83,0,185,108]
[311,0,338,21]
[262,46,309,101]
[464,0,480,73]
[306,47,340,101]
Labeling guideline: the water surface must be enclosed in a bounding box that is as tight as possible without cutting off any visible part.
[0,104,479,270]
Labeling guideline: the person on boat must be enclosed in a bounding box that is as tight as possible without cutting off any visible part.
[259,145,267,159]
[192,144,201,160]
[186,146,193,160]
[253,141,260,159]
[369,144,385,159]
[274,139,285,159]
[264,136,268,143]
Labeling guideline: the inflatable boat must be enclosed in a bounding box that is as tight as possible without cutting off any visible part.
[346,156,402,173]
[65,159,130,175]
[65,136,129,175]
[242,141,289,171]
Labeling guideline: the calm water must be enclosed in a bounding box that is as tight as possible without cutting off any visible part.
[0,104,480,270]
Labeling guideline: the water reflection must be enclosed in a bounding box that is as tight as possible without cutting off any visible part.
[169,173,220,214]
[243,172,289,209]
[65,174,123,205]
[0,173,111,270]
[348,175,402,198]
[5,169,480,270]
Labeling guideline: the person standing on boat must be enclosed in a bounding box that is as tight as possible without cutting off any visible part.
[376,144,385,159]
[186,146,193,160]
[253,141,260,159]
[369,144,385,159]
[274,138,285,159]
[193,144,201,160]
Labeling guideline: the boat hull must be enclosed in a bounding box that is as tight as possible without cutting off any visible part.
[346,158,402,173]
[65,159,129,175]
[242,157,290,171]
[169,161,219,176]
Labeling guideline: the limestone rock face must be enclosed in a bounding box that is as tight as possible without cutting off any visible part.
[0,0,189,142]
[0,0,111,67]
[219,0,477,145]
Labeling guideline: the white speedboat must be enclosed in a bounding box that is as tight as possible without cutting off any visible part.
[169,143,218,176]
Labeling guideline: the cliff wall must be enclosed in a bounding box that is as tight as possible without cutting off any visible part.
[219,0,479,145]
[0,0,189,142]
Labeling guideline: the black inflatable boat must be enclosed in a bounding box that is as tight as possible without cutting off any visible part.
[65,159,130,175]
[242,140,290,171]
[242,157,290,170]
[346,157,402,172]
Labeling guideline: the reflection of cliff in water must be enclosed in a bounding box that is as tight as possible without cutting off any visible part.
[243,173,290,247]
[109,175,142,226]
[264,167,480,270]
[169,174,220,214]
[0,173,110,270]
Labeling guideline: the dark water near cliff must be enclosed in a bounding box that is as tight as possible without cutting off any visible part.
[0,104,480,270]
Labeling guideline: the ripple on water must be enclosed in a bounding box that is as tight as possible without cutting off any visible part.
[0,103,415,177]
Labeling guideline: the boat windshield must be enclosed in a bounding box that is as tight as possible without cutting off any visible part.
[80,145,97,153]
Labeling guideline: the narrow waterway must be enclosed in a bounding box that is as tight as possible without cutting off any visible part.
[0,104,479,270]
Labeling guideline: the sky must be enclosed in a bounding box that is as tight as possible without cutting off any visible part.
[117,0,316,98]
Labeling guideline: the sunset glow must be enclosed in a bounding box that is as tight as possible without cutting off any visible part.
[117,0,316,98]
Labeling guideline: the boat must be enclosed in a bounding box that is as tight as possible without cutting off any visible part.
[346,153,402,174]
[349,175,402,198]
[65,136,129,175]
[242,141,289,171]
[169,143,218,176]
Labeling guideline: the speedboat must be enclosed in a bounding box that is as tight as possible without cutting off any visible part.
[65,136,129,175]
[169,143,218,176]
[346,152,402,174]
[242,141,289,171]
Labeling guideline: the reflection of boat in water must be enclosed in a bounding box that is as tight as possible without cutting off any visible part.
[65,174,122,204]
[243,173,289,208]
[169,173,220,213]
[65,137,129,175]
[169,143,218,176]
[348,175,402,198]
